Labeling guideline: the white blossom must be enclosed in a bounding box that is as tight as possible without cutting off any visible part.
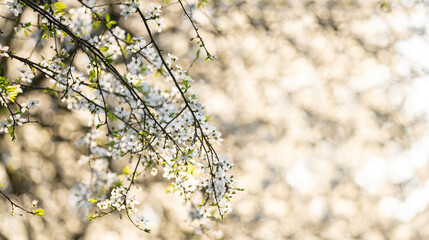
[0,44,9,57]
[7,0,23,17]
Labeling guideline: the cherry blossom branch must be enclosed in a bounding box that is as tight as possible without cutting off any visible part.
[136,7,223,218]
[0,189,36,215]
[21,0,187,156]
[177,0,214,60]
[1,0,239,231]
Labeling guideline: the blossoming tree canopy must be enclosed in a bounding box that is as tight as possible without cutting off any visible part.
[0,0,240,232]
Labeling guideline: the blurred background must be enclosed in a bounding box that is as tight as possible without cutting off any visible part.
[1,0,429,239]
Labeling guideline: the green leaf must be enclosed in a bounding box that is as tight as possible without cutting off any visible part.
[54,2,66,10]
[89,70,95,81]
[114,179,123,187]
[34,208,45,216]
[106,20,117,29]
[122,165,131,175]
[43,88,58,97]
[101,46,109,52]
[92,21,100,29]
[87,214,99,221]
[183,80,189,89]
[0,183,2,187]
[106,13,111,22]
[380,1,392,12]
[107,111,116,121]
[8,126,15,142]
[88,199,97,203]
[105,57,113,64]
[40,24,48,31]
[6,85,20,103]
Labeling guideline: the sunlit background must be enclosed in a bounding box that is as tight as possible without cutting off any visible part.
[1,0,429,239]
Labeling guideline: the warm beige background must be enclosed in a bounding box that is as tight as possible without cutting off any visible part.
[1,0,429,239]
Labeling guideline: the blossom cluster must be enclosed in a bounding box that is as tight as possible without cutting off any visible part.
[0,44,9,57]
[144,3,166,32]
[0,95,38,140]
[120,0,140,20]
[0,0,238,232]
